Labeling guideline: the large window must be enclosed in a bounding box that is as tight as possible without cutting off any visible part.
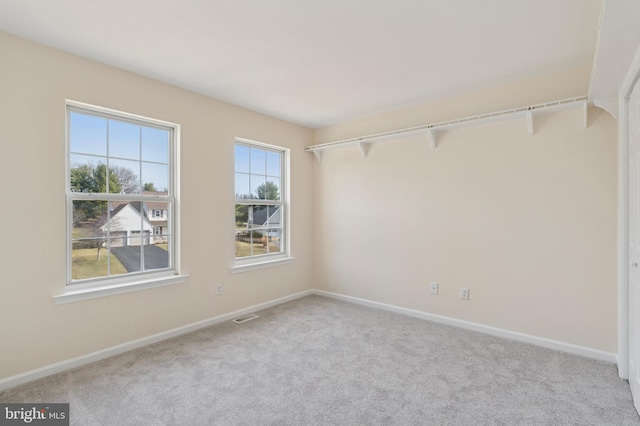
[66,102,178,287]
[235,139,287,263]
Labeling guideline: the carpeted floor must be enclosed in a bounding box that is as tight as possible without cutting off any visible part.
[1,295,638,425]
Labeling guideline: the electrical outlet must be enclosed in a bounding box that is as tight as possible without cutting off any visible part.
[429,282,438,295]
[460,288,469,300]
[216,283,223,296]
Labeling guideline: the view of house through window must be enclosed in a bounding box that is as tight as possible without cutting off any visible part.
[67,104,175,283]
[235,140,285,259]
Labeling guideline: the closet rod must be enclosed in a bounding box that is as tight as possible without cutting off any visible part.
[306,95,588,158]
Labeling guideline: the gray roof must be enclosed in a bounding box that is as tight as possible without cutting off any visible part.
[252,206,280,227]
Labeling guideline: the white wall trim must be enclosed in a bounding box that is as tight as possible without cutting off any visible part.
[230,256,296,273]
[618,31,640,382]
[53,274,190,304]
[0,289,313,392]
[1,287,618,392]
[313,290,618,364]
[618,90,631,380]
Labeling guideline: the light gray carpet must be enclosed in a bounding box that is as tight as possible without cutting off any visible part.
[1,295,638,425]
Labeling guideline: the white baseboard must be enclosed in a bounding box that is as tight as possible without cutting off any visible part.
[0,289,313,392]
[1,287,617,392]
[312,290,618,364]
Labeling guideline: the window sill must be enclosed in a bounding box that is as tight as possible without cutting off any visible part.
[231,256,295,273]
[53,274,189,304]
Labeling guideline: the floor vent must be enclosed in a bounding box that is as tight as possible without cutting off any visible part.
[232,314,259,324]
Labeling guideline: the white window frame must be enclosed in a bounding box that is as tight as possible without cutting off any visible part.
[55,100,187,304]
[232,137,294,272]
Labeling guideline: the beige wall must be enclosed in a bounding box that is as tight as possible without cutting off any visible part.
[0,30,619,381]
[0,32,314,379]
[312,66,618,352]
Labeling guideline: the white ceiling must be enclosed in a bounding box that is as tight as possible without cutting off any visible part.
[0,0,602,128]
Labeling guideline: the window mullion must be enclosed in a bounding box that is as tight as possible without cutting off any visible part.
[140,206,145,272]
[139,125,144,273]
[69,193,172,202]
[139,125,143,193]
[106,119,110,193]
[235,199,282,206]
[106,200,111,276]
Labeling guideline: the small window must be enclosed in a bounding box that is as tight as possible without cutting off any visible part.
[154,209,162,218]
[66,102,178,287]
[234,139,288,263]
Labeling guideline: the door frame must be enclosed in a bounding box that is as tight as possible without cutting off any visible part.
[618,42,640,381]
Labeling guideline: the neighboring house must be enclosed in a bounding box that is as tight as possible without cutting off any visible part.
[104,192,169,245]
[102,202,154,247]
[144,193,169,242]
[251,206,280,238]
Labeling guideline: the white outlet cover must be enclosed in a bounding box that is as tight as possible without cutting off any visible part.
[429,282,438,295]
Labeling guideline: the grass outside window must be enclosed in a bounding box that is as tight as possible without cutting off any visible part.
[235,240,281,257]
[71,248,127,280]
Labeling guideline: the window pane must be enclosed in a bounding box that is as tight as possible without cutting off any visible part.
[235,203,249,228]
[69,112,107,156]
[263,206,282,254]
[69,155,105,193]
[141,162,168,192]
[235,233,253,258]
[70,153,104,170]
[235,227,262,258]
[235,173,251,199]
[265,179,280,201]
[152,234,171,270]
[111,241,142,273]
[107,201,145,236]
[250,148,266,175]
[73,200,108,229]
[251,205,269,228]
[147,201,170,243]
[251,174,266,199]
[98,200,169,273]
[70,160,124,194]
[265,205,281,228]
[108,250,130,277]
[266,151,281,177]
[109,158,140,194]
[235,145,250,173]
[109,230,128,248]
[71,239,108,280]
[234,203,283,257]
[144,241,170,271]
[71,247,128,280]
[142,127,169,164]
[235,226,281,258]
[108,120,140,160]
[265,228,282,254]
[71,199,107,280]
